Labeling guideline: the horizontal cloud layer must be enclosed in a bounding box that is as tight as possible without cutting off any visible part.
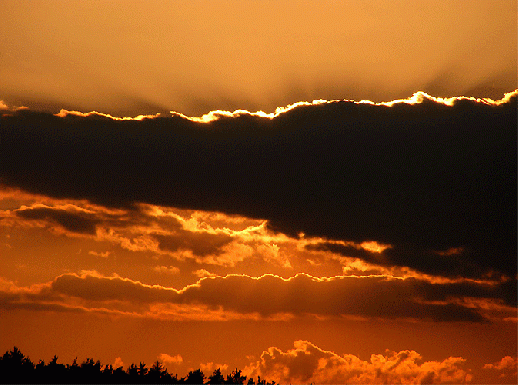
[1,272,515,322]
[1,92,516,288]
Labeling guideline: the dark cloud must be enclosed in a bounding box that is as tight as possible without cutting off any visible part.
[3,271,516,322]
[307,242,508,285]
[47,272,518,322]
[15,206,100,234]
[306,243,376,261]
[1,93,516,287]
[153,231,233,257]
[51,273,172,303]
[0,300,87,314]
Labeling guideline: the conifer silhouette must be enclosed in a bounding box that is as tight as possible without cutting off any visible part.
[0,346,277,384]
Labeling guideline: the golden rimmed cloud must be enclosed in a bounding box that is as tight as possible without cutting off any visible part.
[0,271,514,323]
[1,91,516,284]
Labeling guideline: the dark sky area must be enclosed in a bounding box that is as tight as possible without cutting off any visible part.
[2,94,516,285]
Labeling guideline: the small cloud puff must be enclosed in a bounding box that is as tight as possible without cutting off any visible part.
[153,266,180,275]
[113,357,124,369]
[200,362,229,373]
[484,356,517,380]
[159,353,183,365]
[193,269,217,278]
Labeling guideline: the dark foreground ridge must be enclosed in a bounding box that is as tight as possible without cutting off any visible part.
[0,347,275,384]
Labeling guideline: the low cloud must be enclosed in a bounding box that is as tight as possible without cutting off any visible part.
[245,340,472,384]
[113,357,124,369]
[2,271,515,322]
[200,362,229,374]
[159,353,183,366]
[1,194,272,268]
[484,356,517,381]
[484,356,517,371]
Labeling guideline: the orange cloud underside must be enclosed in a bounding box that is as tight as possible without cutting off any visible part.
[1,185,516,383]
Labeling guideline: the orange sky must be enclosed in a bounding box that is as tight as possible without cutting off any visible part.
[0,1,517,383]
[1,0,516,115]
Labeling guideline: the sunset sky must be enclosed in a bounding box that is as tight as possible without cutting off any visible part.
[0,1,517,384]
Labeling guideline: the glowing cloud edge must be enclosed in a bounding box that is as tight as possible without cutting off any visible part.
[2,90,516,122]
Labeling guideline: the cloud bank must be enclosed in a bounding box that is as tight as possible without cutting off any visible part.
[1,271,515,322]
[1,92,516,289]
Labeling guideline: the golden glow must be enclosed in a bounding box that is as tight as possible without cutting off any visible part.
[53,109,162,121]
[26,89,515,123]
[2,192,509,287]
[359,241,391,254]
[1,0,516,380]
[1,1,515,117]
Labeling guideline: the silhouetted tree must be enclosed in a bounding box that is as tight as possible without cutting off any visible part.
[0,346,35,383]
[103,363,114,380]
[184,368,205,384]
[225,368,247,384]
[37,354,66,383]
[169,372,180,384]
[36,359,46,372]
[207,368,225,384]
[148,360,168,383]
[127,362,139,379]
[137,361,148,377]
[0,346,274,384]
[113,365,128,383]
[80,357,102,383]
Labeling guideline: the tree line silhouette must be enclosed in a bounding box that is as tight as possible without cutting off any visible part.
[0,347,275,384]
